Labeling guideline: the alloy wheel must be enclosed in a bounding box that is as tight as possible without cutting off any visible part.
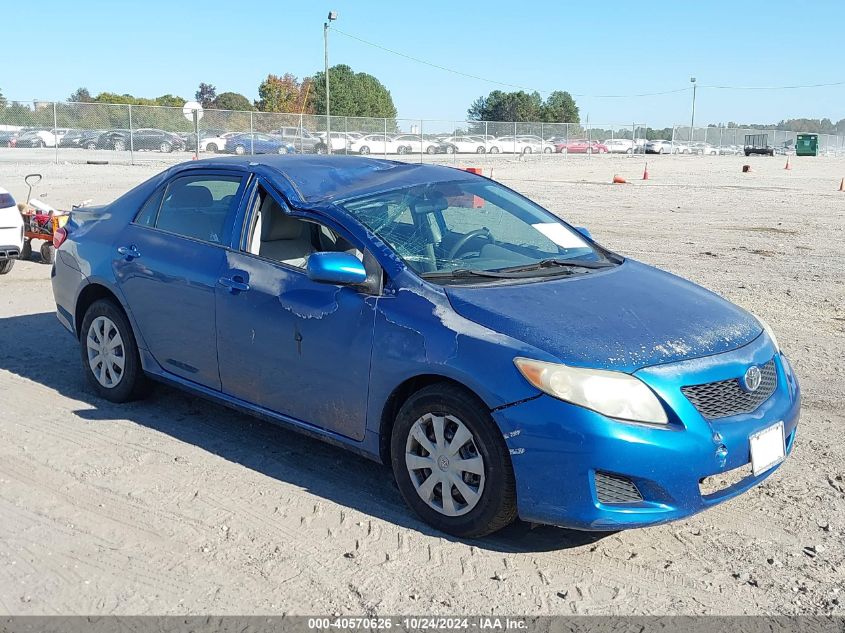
[405,413,485,517]
[86,316,125,389]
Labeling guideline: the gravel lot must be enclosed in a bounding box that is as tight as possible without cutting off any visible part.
[0,154,842,615]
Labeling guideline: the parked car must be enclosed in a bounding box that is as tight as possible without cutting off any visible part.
[349,134,406,155]
[495,136,543,154]
[272,127,327,154]
[691,142,719,156]
[97,129,186,152]
[59,129,103,148]
[393,134,440,154]
[439,136,490,154]
[555,139,609,154]
[0,187,23,274]
[52,155,800,538]
[200,132,240,153]
[603,139,635,154]
[672,142,692,155]
[224,133,296,155]
[516,135,556,153]
[0,129,22,147]
[315,131,355,153]
[466,136,503,154]
[645,140,674,154]
[13,129,61,148]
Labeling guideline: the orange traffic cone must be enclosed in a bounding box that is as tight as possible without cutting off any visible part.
[839,177,844,192]
[784,157,791,170]
[642,162,649,180]
[612,174,627,184]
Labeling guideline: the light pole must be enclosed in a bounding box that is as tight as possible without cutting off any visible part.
[689,77,697,144]
[324,11,337,154]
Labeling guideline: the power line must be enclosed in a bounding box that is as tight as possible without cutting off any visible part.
[332,27,845,98]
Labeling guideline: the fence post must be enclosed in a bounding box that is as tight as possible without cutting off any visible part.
[420,119,424,164]
[128,104,134,165]
[250,111,254,155]
[52,102,58,165]
[344,116,349,155]
[383,118,387,157]
[299,113,304,154]
[513,121,517,155]
[540,122,544,159]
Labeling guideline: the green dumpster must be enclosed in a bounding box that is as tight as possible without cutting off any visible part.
[795,133,818,157]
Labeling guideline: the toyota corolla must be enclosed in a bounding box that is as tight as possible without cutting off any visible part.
[50,156,800,538]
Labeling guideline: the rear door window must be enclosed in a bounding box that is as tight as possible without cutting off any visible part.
[141,174,244,244]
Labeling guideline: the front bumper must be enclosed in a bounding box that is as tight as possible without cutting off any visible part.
[492,334,800,530]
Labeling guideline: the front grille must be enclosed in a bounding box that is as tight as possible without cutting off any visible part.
[595,471,643,504]
[681,359,777,420]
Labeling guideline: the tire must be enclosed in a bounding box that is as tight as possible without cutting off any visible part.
[0,259,14,275]
[476,146,485,154]
[40,242,55,265]
[36,140,45,149]
[626,148,633,154]
[489,146,500,154]
[79,299,149,403]
[524,147,533,154]
[86,142,97,150]
[543,147,552,154]
[113,139,126,152]
[426,145,436,154]
[159,141,172,153]
[445,145,455,154]
[658,148,664,155]
[20,240,32,261]
[390,383,517,538]
[359,146,370,155]
[234,145,247,155]
[206,143,218,153]
[277,146,288,154]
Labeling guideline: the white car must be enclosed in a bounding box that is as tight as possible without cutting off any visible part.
[200,132,239,153]
[603,139,635,154]
[0,187,24,274]
[495,136,543,154]
[691,142,719,155]
[349,134,405,155]
[393,134,440,154]
[441,136,490,154]
[316,131,354,152]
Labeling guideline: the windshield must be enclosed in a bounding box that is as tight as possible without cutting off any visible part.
[339,179,613,280]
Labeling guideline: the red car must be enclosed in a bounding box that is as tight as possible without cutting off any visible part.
[554,139,609,154]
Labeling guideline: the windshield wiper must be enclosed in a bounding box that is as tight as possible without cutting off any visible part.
[495,258,616,274]
[420,268,519,280]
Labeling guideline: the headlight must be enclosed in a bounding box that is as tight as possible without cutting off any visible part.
[514,357,668,425]
[753,314,780,353]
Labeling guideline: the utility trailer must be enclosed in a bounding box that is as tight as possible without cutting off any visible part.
[744,134,774,156]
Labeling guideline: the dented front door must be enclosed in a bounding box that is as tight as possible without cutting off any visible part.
[215,251,376,441]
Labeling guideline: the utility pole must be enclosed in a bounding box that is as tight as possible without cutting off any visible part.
[690,77,697,144]
[324,11,337,154]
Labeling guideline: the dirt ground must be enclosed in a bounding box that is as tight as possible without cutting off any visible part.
[0,154,843,616]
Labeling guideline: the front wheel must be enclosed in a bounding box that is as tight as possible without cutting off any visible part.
[426,145,436,154]
[79,300,149,403]
[205,143,218,153]
[234,144,246,155]
[159,141,172,153]
[0,259,14,274]
[543,147,553,154]
[277,146,288,154]
[489,146,500,154]
[113,139,126,152]
[476,146,486,154]
[391,383,517,538]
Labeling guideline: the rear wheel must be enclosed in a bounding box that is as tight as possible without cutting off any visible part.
[113,139,126,152]
[445,145,455,154]
[277,146,288,154]
[359,146,370,155]
[234,144,247,155]
[85,141,97,150]
[79,300,149,403]
[391,383,517,538]
[159,141,172,153]
[0,260,14,275]
[489,146,500,154]
[205,143,218,153]
[20,240,32,261]
[476,146,486,154]
[426,145,436,154]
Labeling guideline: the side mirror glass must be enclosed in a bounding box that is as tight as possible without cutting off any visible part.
[306,252,367,285]
[575,226,592,240]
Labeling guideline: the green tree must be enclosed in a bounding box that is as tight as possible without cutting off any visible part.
[68,87,92,103]
[195,83,217,108]
[154,94,186,108]
[468,89,579,123]
[0,88,6,109]
[211,92,254,111]
[311,65,397,118]
[541,91,579,123]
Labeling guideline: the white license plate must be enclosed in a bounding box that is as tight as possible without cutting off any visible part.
[749,421,785,476]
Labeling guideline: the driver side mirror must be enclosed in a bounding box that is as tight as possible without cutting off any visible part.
[575,226,593,240]
[306,252,367,285]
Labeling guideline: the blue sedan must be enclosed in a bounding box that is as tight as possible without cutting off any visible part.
[50,156,800,538]
[224,133,296,155]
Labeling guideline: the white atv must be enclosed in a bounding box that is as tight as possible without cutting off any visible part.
[0,187,24,274]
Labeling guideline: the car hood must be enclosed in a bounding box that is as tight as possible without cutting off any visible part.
[444,260,762,373]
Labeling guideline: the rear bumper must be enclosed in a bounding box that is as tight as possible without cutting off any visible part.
[492,337,800,531]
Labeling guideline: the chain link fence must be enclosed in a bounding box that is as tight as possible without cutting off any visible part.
[2,100,843,164]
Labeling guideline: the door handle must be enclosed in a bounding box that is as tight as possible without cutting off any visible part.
[117,245,141,260]
[218,276,250,293]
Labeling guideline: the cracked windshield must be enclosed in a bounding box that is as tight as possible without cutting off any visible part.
[341,180,613,279]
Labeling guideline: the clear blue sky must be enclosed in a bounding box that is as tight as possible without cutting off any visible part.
[5,0,845,126]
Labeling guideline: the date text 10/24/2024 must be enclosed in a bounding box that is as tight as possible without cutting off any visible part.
[307,617,528,630]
